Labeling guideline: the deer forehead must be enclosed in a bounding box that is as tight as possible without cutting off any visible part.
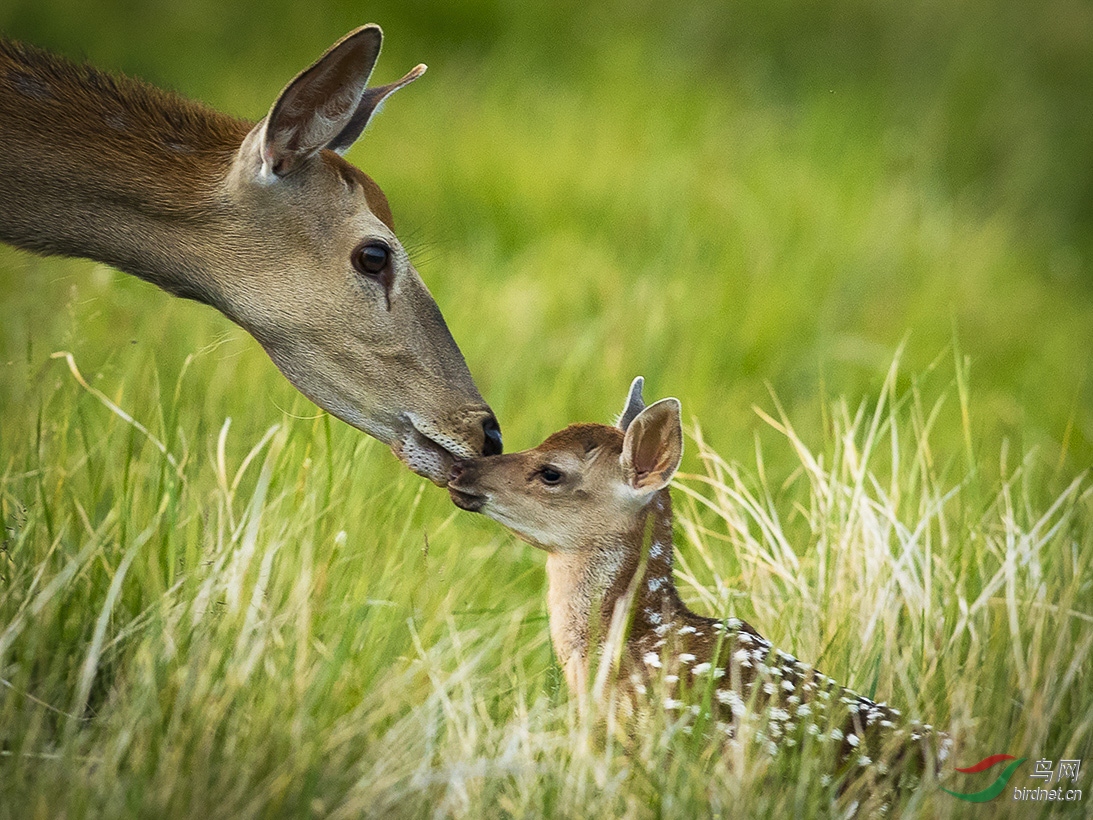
[232,142,393,236]
[536,424,624,466]
[319,152,394,230]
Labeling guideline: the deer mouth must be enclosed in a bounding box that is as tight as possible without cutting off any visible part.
[392,425,462,486]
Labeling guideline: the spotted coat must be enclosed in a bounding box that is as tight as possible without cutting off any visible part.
[614,491,952,781]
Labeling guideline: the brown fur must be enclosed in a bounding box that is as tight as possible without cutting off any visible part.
[0,39,395,288]
[321,152,394,230]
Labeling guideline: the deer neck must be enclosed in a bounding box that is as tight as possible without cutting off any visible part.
[544,489,683,686]
[0,40,251,303]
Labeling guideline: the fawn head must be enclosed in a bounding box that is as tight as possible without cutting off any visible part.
[449,378,683,549]
[221,26,500,481]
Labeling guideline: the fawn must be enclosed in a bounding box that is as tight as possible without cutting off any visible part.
[449,378,952,792]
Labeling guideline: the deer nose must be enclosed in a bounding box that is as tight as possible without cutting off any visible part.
[449,460,466,483]
[482,415,503,456]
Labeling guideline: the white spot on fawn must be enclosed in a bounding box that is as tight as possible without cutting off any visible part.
[716,689,746,716]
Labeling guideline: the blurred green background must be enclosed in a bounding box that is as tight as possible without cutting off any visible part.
[2,4,1092,815]
[2,0,1091,477]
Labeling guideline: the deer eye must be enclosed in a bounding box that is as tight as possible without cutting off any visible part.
[538,466,564,485]
[352,242,389,276]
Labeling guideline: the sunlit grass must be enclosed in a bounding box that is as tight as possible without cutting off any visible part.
[0,348,1089,818]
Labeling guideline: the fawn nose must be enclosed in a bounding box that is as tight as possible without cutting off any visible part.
[449,461,466,483]
[482,415,503,456]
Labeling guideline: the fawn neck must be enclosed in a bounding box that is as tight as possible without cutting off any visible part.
[0,40,249,302]
[545,489,684,680]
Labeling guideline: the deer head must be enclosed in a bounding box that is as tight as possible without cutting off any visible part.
[219,26,501,480]
[0,27,501,484]
[448,378,683,549]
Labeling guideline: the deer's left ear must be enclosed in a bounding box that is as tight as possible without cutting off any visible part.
[620,398,683,493]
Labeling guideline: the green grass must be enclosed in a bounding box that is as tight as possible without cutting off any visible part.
[2,1,1092,817]
[1,351,1089,818]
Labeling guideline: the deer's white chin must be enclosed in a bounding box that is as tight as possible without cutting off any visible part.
[311,400,460,485]
[392,425,458,485]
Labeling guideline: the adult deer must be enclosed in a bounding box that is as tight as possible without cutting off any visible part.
[449,379,951,803]
[0,26,501,483]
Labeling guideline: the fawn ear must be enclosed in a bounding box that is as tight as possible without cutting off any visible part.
[621,398,683,493]
[618,376,646,431]
[253,25,424,177]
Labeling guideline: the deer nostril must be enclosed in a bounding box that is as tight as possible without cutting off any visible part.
[482,415,503,456]
[449,461,465,483]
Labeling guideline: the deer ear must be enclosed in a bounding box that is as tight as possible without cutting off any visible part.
[253,25,423,178]
[620,398,683,493]
[325,63,426,154]
[617,376,646,431]
[256,26,382,177]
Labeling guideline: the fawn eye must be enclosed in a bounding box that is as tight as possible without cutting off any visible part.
[538,466,564,485]
[353,242,389,276]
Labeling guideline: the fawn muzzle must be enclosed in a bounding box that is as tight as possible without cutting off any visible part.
[447,460,489,511]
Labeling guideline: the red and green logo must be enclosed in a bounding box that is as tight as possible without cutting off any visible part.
[942,754,1027,802]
